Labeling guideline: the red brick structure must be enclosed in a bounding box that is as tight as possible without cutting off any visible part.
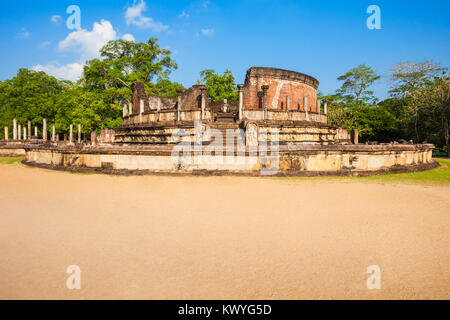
[131,82,208,114]
[241,67,319,112]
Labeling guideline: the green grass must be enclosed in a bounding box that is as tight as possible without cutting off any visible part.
[0,156,24,164]
[278,158,450,185]
[359,158,450,185]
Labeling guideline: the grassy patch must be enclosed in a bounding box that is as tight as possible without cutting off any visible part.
[276,158,450,185]
[359,158,450,185]
[0,157,24,164]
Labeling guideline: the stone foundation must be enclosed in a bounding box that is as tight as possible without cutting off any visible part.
[22,143,436,176]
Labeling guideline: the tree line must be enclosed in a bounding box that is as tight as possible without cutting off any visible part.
[0,38,448,156]
[321,62,449,156]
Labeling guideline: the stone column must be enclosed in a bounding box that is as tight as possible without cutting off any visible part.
[43,118,47,141]
[69,124,73,144]
[285,95,290,120]
[201,87,207,120]
[262,85,269,120]
[176,90,183,122]
[353,129,359,145]
[18,124,21,140]
[91,132,97,146]
[323,100,328,115]
[34,126,38,138]
[52,125,56,142]
[13,119,17,140]
[23,127,27,141]
[139,100,144,123]
[156,99,161,122]
[223,99,228,113]
[129,103,133,116]
[28,121,31,140]
[317,99,321,114]
[123,103,128,118]
[78,124,81,143]
[4,127,8,140]
[237,84,244,120]
[304,97,309,121]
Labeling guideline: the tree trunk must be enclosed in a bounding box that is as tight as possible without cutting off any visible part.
[414,114,420,143]
[444,118,449,158]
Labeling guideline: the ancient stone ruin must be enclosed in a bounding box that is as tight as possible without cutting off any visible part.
[0,67,437,176]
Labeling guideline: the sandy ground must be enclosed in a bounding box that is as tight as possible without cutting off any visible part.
[0,163,449,300]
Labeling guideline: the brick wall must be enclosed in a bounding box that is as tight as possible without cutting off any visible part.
[242,67,319,112]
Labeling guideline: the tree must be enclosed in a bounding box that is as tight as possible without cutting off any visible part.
[421,76,450,156]
[82,38,181,103]
[198,69,238,101]
[336,64,380,105]
[0,69,64,134]
[389,61,447,142]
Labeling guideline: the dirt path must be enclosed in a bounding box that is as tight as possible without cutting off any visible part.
[0,163,448,299]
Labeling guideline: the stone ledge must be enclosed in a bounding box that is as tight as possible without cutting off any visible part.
[22,160,439,178]
[22,143,435,156]
[247,67,319,89]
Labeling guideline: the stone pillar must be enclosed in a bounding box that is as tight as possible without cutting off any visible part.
[201,87,207,120]
[353,129,359,145]
[139,100,144,123]
[43,118,47,141]
[34,126,38,138]
[237,84,244,120]
[317,100,321,114]
[52,125,56,142]
[78,124,81,143]
[13,119,17,140]
[176,90,183,122]
[304,97,309,121]
[262,85,269,120]
[91,132,97,146]
[129,103,133,116]
[69,124,73,144]
[123,103,128,118]
[23,127,27,141]
[4,127,8,140]
[324,100,328,115]
[28,121,31,140]
[18,124,21,140]
[156,99,161,122]
[223,99,228,113]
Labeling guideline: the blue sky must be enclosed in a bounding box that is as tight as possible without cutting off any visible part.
[0,0,449,99]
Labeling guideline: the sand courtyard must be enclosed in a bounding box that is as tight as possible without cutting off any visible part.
[0,161,448,300]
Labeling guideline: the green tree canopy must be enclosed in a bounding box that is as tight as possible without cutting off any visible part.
[82,38,182,101]
[198,69,238,101]
[336,64,380,105]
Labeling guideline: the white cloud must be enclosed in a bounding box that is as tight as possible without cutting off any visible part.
[125,0,168,32]
[201,28,215,37]
[32,63,84,82]
[38,41,51,48]
[51,15,61,23]
[122,33,135,42]
[58,19,118,61]
[32,20,135,82]
[17,28,31,38]
[178,10,189,19]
